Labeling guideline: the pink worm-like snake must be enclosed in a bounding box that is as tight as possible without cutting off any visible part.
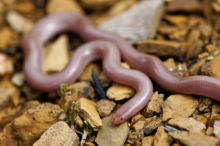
[22,12,220,124]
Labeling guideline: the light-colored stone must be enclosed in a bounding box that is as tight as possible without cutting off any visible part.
[185,29,203,59]
[79,63,101,81]
[210,104,220,124]
[0,78,20,109]
[205,44,216,53]
[212,0,220,12]
[13,1,35,14]
[158,23,178,35]
[132,120,146,132]
[166,0,203,12]
[77,98,102,131]
[95,115,129,146]
[0,2,4,14]
[2,0,15,6]
[144,117,162,135]
[0,103,62,146]
[33,121,79,146]
[128,114,146,145]
[0,27,18,49]
[92,0,137,25]
[108,0,136,16]
[84,142,96,146]
[0,101,40,129]
[198,97,212,112]
[168,28,188,41]
[214,120,220,138]
[97,99,116,117]
[75,115,84,128]
[11,72,25,86]
[128,131,144,145]
[163,94,198,121]
[107,83,135,101]
[163,58,176,70]
[67,82,94,99]
[164,15,188,27]
[131,113,145,125]
[98,72,111,87]
[201,54,220,79]
[6,11,33,34]
[105,62,133,101]
[194,113,210,126]
[188,58,206,75]
[121,62,130,69]
[0,54,13,76]
[43,35,69,73]
[198,52,209,60]
[206,127,214,136]
[137,40,185,57]
[142,136,154,146]
[46,0,83,14]
[168,117,206,133]
[59,81,95,105]
[142,92,164,117]
[100,0,164,43]
[168,131,219,146]
[154,126,169,146]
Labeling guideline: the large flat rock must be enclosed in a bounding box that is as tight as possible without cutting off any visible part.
[33,121,79,146]
[99,0,164,43]
[95,115,129,146]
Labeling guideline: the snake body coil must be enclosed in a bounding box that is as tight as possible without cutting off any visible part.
[22,12,220,124]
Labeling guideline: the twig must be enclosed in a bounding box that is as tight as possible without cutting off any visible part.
[80,129,89,146]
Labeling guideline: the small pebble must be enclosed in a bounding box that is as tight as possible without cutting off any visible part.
[33,121,79,146]
[77,98,102,131]
[11,72,25,87]
[97,99,116,117]
[163,94,198,121]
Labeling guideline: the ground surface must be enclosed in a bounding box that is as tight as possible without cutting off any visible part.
[0,0,220,146]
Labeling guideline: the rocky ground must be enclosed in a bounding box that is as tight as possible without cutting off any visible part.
[0,0,220,146]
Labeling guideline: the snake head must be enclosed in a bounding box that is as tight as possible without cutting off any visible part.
[111,112,126,125]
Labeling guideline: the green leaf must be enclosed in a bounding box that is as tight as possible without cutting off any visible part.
[84,121,93,133]
[213,49,219,57]
[60,83,68,95]
[206,55,214,61]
